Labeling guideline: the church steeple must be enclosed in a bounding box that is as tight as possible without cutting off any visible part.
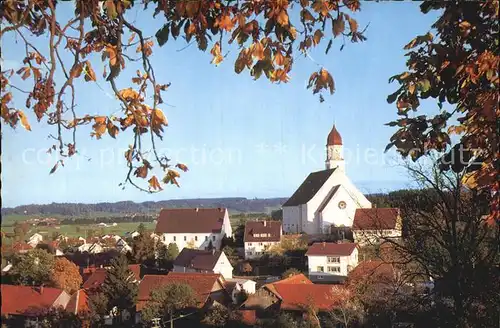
[325,125,345,171]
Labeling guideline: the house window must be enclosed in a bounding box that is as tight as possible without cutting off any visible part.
[184,236,187,241]
[259,242,263,246]
[212,236,216,241]
[327,266,341,273]
[173,236,176,242]
[248,243,252,246]
[327,256,340,263]
[195,236,198,241]
[253,234,259,238]
[317,266,324,272]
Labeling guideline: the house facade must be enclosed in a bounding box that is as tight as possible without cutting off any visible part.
[306,242,358,283]
[172,248,234,279]
[282,125,372,234]
[155,208,232,251]
[244,221,282,259]
[352,208,402,246]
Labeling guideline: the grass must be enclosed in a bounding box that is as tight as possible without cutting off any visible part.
[1,221,156,240]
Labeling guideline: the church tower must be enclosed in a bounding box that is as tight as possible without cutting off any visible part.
[325,125,345,171]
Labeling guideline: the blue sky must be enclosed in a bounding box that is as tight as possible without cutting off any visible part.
[1,2,440,207]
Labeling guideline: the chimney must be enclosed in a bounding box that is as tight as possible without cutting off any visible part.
[263,221,267,227]
[212,249,216,255]
[39,285,44,294]
[195,208,199,212]
[322,241,326,248]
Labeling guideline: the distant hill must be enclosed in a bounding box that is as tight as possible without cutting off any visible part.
[1,197,289,217]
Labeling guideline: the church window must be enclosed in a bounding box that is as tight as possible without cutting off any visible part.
[338,201,347,209]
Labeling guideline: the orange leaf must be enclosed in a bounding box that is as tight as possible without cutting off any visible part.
[277,10,289,26]
[18,110,31,131]
[210,42,224,65]
[119,88,139,101]
[148,176,163,191]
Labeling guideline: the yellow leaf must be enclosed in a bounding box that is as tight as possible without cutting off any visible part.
[18,111,31,131]
[152,108,168,126]
[277,10,289,26]
[210,42,224,65]
[252,42,265,60]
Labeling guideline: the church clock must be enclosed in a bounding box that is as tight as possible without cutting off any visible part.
[338,201,347,209]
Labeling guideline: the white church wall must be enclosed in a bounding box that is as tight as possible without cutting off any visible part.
[320,186,358,229]
[283,206,301,233]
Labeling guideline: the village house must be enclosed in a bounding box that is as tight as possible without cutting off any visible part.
[352,208,402,246]
[173,248,234,279]
[224,278,256,304]
[78,241,104,254]
[282,125,373,234]
[154,208,232,251]
[306,242,359,283]
[27,233,43,248]
[82,264,141,291]
[244,220,282,259]
[136,272,230,324]
[0,285,71,327]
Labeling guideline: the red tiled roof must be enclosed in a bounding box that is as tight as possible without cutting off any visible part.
[353,208,400,230]
[66,289,89,315]
[264,273,312,297]
[273,273,312,285]
[306,242,357,256]
[155,208,227,234]
[273,284,340,312]
[244,221,282,242]
[137,272,224,311]
[347,260,396,285]
[173,249,222,271]
[327,125,342,146]
[1,285,65,316]
[82,265,140,290]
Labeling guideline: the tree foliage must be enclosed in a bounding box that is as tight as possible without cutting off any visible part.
[131,232,156,265]
[0,0,365,192]
[101,255,138,322]
[10,248,54,285]
[141,282,197,324]
[281,267,301,279]
[387,0,499,219]
[49,257,82,294]
[88,292,109,326]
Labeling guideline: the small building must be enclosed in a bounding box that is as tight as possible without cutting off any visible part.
[0,285,71,326]
[306,242,358,283]
[352,208,402,246]
[78,241,104,254]
[82,264,141,291]
[173,248,234,279]
[136,272,230,323]
[27,233,43,248]
[155,208,232,251]
[225,278,256,304]
[244,221,282,259]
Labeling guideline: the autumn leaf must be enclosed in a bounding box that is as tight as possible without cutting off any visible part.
[91,116,107,139]
[148,176,163,191]
[210,42,224,65]
[107,120,119,138]
[216,14,234,32]
[134,160,152,179]
[274,51,285,66]
[49,160,63,175]
[175,163,189,172]
[277,10,289,26]
[152,108,168,126]
[16,67,31,80]
[84,61,96,82]
[313,29,324,45]
[18,110,31,131]
[333,17,345,37]
[251,42,265,60]
[163,169,180,187]
[105,0,117,19]
[119,88,139,101]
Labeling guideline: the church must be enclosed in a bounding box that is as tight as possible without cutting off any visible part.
[282,125,373,235]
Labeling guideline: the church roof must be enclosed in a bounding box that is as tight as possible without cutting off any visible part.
[283,169,336,207]
[327,125,342,146]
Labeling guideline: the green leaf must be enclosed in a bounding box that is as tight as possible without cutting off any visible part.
[155,24,170,47]
[418,79,431,92]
